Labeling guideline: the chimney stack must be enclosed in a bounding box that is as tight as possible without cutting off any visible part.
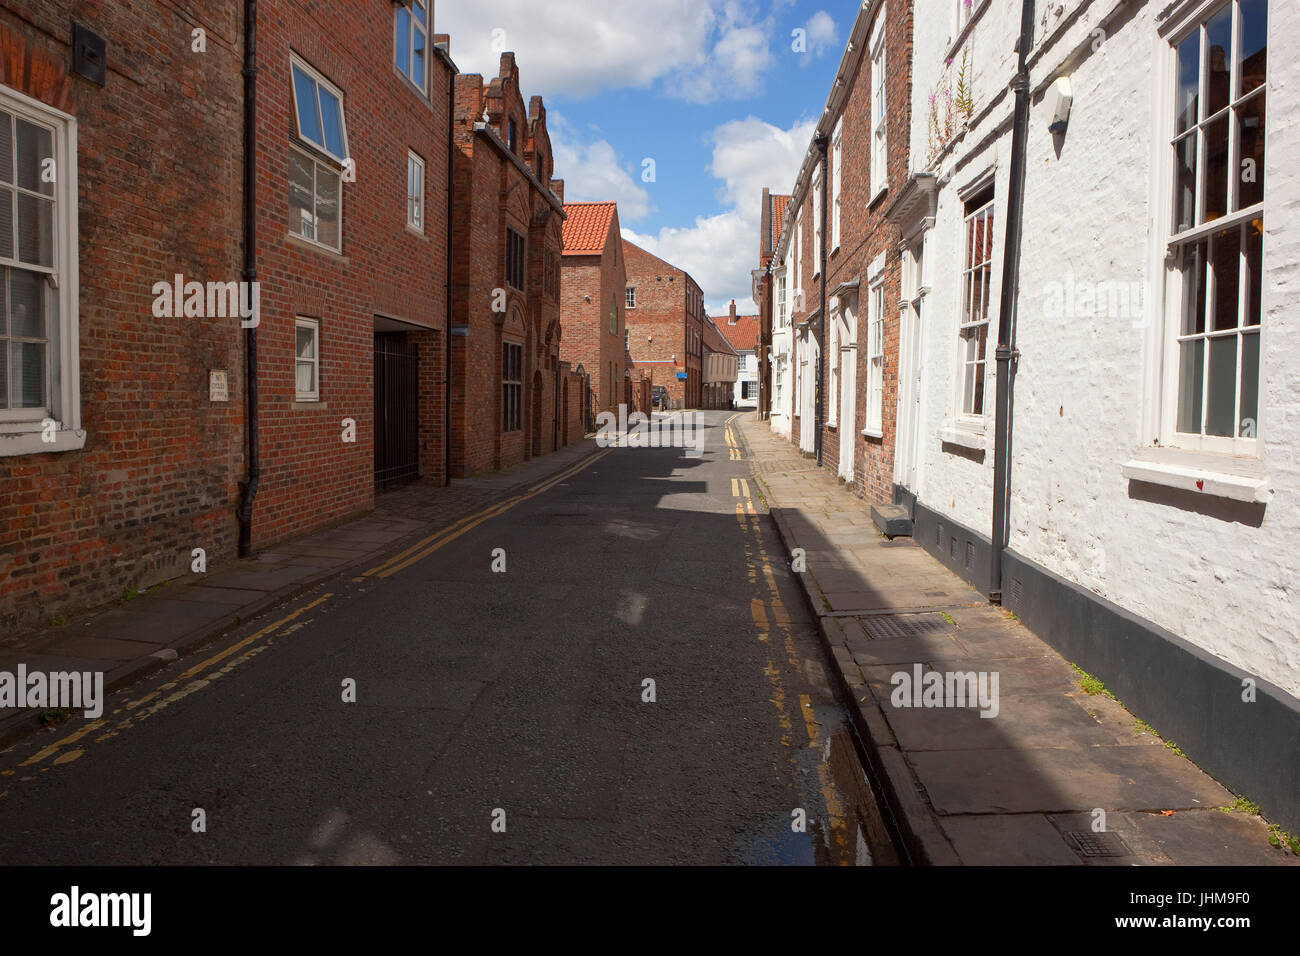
[729,300,737,323]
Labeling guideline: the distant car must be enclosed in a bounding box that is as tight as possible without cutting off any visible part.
[652,386,668,410]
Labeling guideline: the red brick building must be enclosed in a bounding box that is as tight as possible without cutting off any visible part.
[251,0,454,544]
[773,0,913,498]
[701,315,738,410]
[621,238,704,410]
[448,52,569,476]
[0,2,247,633]
[560,202,625,422]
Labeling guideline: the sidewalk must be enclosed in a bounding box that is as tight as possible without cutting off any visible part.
[0,438,599,744]
[738,414,1295,866]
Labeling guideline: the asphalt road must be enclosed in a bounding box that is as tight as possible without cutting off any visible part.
[0,411,896,865]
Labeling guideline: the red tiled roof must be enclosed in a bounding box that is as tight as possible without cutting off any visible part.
[721,315,760,352]
[562,202,617,255]
[771,194,791,247]
[703,317,738,356]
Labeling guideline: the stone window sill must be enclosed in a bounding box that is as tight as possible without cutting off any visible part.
[940,420,985,451]
[1121,448,1271,503]
[0,428,87,457]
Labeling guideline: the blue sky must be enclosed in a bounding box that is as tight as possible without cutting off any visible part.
[435,0,852,313]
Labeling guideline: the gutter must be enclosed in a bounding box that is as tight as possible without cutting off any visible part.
[989,0,1036,603]
[435,41,458,486]
[813,131,828,467]
[236,0,259,556]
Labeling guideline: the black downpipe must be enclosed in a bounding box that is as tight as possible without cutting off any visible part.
[813,131,828,466]
[237,0,259,557]
[442,48,458,485]
[989,0,1036,603]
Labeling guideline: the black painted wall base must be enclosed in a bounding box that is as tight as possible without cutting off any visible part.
[898,488,1300,835]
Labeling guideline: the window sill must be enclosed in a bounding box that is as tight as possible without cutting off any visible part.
[1121,449,1272,503]
[285,231,349,263]
[861,427,883,439]
[405,224,428,240]
[0,428,87,457]
[940,421,985,451]
[867,185,889,209]
[944,0,992,63]
[292,400,326,410]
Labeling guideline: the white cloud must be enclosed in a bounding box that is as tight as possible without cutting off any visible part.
[803,11,839,61]
[434,0,773,101]
[624,115,815,314]
[548,114,653,222]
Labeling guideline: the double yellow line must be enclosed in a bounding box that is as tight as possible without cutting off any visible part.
[364,448,610,579]
[723,413,743,460]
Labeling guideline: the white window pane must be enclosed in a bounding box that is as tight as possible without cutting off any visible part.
[1239,331,1259,435]
[315,164,340,248]
[292,66,323,146]
[17,193,52,266]
[395,8,411,77]
[0,112,11,184]
[16,118,53,196]
[413,28,426,87]
[10,267,43,338]
[296,360,315,395]
[296,325,316,359]
[1177,339,1204,433]
[319,86,345,159]
[11,339,43,407]
[289,151,315,239]
[1205,335,1237,437]
[0,340,6,408]
[0,189,12,259]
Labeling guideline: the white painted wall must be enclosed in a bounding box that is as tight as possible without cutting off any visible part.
[908,0,1300,699]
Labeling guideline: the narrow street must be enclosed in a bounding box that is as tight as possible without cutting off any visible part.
[0,412,897,866]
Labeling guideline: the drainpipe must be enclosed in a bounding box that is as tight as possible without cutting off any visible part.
[236,0,259,557]
[989,0,1036,603]
[441,47,458,485]
[813,131,828,466]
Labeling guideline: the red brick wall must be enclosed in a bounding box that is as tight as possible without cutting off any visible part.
[251,0,451,545]
[0,2,246,633]
[623,240,703,409]
[449,55,562,477]
[560,218,625,418]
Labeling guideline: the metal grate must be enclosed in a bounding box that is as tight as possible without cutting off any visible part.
[1010,577,1024,606]
[1065,831,1132,858]
[861,613,956,641]
[374,332,421,490]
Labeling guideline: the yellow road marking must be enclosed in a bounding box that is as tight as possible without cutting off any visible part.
[372,449,611,579]
[179,594,332,681]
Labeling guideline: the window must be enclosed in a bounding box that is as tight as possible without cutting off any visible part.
[505,228,525,290]
[609,295,617,335]
[394,0,429,93]
[0,90,80,454]
[407,151,424,231]
[625,328,630,351]
[794,212,803,306]
[502,341,522,431]
[543,250,559,298]
[954,0,975,37]
[738,353,748,371]
[831,121,842,251]
[289,58,347,251]
[870,16,888,199]
[1165,0,1266,448]
[777,274,788,328]
[812,168,822,275]
[625,285,636,309]
[507,118,518,154]
[295,317,320,401]
[866,283,885,434]
[828,310,839,426]
[958,191,994,417]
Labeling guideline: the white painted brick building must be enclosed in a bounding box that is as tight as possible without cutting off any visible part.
[895,0,1298,829]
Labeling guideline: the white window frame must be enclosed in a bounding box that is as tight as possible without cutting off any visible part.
[289,56,349,165]
[407,150,424,232]
[956,193,994,421]
[865,281,885,437]
[827,300,840,427]
[777,272,787,328]
[1153,0,1266,456]
[394,0,430,94]
[831,120,842,252]
[289,147,342,253]
[869,14,888,202]
[794,211,803,307]
[625,285,636,309]
[295,317,320,402]
[0,85,82,456]
[812,169,822,277]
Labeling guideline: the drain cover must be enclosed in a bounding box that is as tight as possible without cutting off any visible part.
[1065,831,1132,858]
[861,614,955,640]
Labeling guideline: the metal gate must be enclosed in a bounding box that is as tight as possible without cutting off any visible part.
[373,332,420,490]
